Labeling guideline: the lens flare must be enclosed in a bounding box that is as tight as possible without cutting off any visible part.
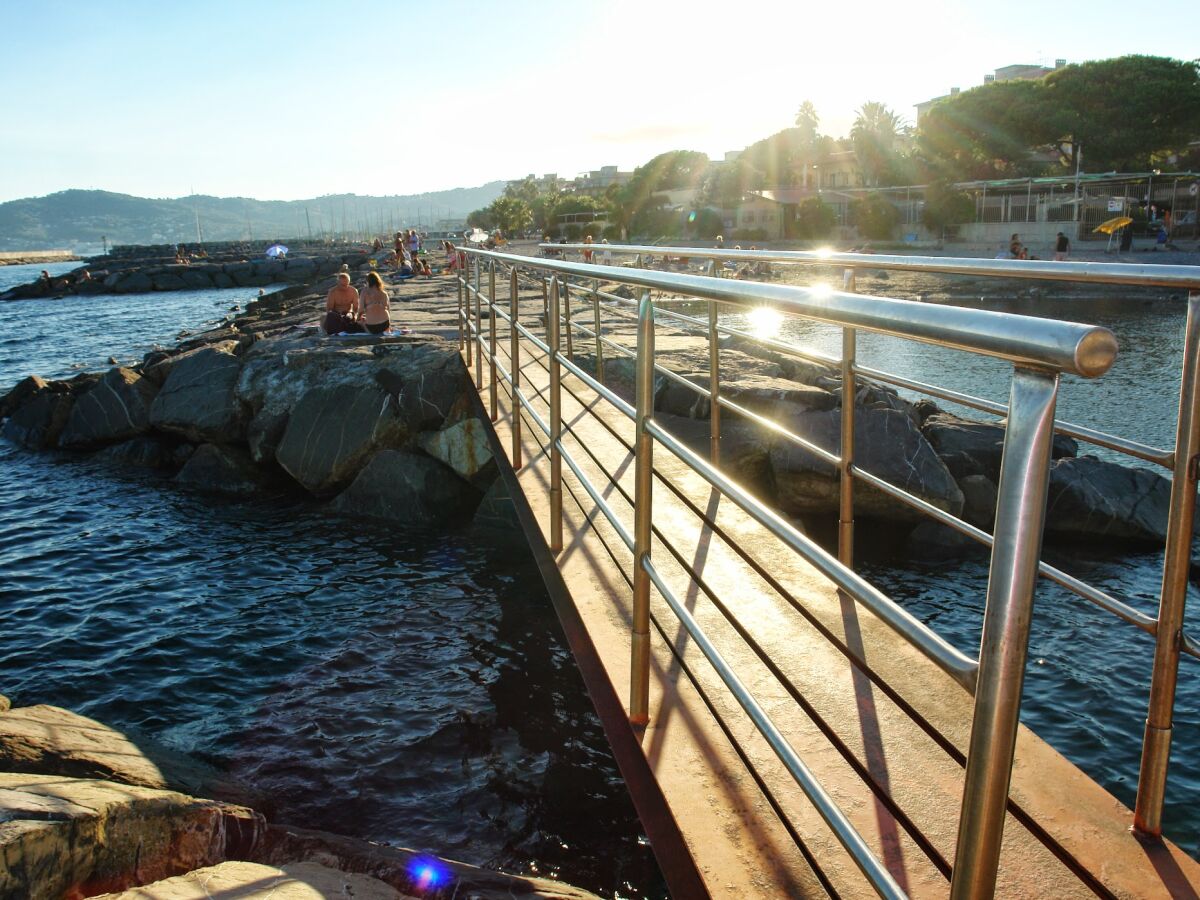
[809,282,833,298]
[746,306,784,339]
[813,246,834,259]
[408,856,450,892]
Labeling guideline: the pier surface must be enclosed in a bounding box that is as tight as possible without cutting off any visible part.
[0,249,77,265]
[399,270,1200,898]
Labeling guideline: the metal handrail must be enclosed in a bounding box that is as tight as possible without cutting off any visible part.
[548,242,1200,291]
[455,245,1194,896]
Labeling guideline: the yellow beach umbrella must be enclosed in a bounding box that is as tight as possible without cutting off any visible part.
[1093,216,1133,235]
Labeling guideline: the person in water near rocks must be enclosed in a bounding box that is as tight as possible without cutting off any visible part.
[323,271,362,334]
[359,270,391,334]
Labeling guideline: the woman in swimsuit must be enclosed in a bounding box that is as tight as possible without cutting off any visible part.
[323,272,362,334]
[360,270,392,334]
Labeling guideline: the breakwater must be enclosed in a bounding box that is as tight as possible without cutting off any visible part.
[0,249,77,266]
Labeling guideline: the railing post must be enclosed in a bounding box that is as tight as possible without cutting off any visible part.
[456,250,464,352]
[462,252,472,367]
[592,278,605,383]
[951,366,1059,900]
[473,255,483,388]
[839,268,857,567]
[631,288,655,726]
[705,259,722,463]
[510,266,522,469]
[1135,288,1200,837]
[548,277,563,553]
[563,279,575,360]
[541,275,549,321]
[488,261,498,421]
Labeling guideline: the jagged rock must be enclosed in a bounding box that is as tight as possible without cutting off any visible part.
[0,704,266,811]
[418,417,495,487]
[332,450,480,525]
[212,271,234,289]
[59,367,158,448]
[471,477,524,538]
[1,375,50,420]
[181,269,215,289]
[771,406,963,520]
[246,409,289,463]
[651,411,773,496]
[922,413,1078,483]
[150,345,246,443]
[114,271,153,293]
[2,390,73,449]
[175,443,280,495]
[275,384,409,494]
[905,520,980,560]
[92,861,406,900]
[1045,456,1171,543]
[95,435,179,469]
[0,774,264,899]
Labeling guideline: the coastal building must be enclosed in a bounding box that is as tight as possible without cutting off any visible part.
[571,165,634,196]
[509,173,568,194]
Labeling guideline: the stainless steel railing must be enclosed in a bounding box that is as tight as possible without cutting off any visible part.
[454,245,1143,896]
[552,241,1200,843]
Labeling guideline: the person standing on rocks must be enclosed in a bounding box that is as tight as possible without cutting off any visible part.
[323,271,362,334]
[359,270,392,334]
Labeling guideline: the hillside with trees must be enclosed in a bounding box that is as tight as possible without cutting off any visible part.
[0,182,507,251]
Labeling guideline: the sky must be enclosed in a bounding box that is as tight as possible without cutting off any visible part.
[0,0,1197,204]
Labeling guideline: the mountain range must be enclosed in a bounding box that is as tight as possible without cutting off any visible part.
[0,183,508,252]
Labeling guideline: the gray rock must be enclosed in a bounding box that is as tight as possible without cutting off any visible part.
[471,476,524,537]
[181,269,215,289]
[59,367,158,448]
[923,413,1078,483]
[95,435,179,469]
[651,411,773,496]
[275,384,408,494]
[332,450,480,525]
[1045,456,1171,543]
[246,408,289,463]
[2,391,74,449]
[114,271,153,293]
[418,416,496,487]
[771,406,963,520]
[905,520,980,560]
[152,273,186,291]
[175,443,279,495]
[212,271,234,288]
[959,474,998,530]
[150,345,246,443]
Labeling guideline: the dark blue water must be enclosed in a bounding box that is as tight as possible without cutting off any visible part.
[0,266,665,899]
[725,268,1200,854]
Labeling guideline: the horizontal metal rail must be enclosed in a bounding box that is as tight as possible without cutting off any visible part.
[548,242,1200,292]
[469,248,1118,378]
[644,416,979,691]
[640,555,907,899]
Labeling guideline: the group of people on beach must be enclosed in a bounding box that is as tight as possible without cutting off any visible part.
[322,266,394,335]
[997,232,1071,261]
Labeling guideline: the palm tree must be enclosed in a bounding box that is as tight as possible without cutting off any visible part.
[851,102,907,187]
[794,101,821,190]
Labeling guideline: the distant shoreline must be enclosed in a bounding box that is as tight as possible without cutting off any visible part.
[0,250,78,266]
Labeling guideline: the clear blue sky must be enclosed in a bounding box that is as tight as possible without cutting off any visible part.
[0,0,1196,203]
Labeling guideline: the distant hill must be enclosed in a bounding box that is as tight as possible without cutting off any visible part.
[0,183,507,252]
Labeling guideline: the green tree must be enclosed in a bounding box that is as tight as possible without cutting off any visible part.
[699,157,762,209]
[851,102,908,187]
[1039,56,1200,171]
[791,197,836,239]
[920,182,976,230]
[850,194,900,239]
[487,196,532,235]
[466,207,495,230]
[688,208,724,239]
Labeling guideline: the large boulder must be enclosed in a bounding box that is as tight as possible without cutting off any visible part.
[58,367,158,448]
[175,443,281,495]
[650,411,774,497]
[274,384,410,494]
[331,450,481,526]
[0,704,265,811]
[771,406,964,520]
[180,269,215,289]
[95,435,179,469]
[1,375,50,420]
[91,861,406,900]
[150,345,246,443]
[923,412,1078,482]
[418,416,496,487]
[2,390,74,450]
[1044,456,1171,543]
[0,774,263,900]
